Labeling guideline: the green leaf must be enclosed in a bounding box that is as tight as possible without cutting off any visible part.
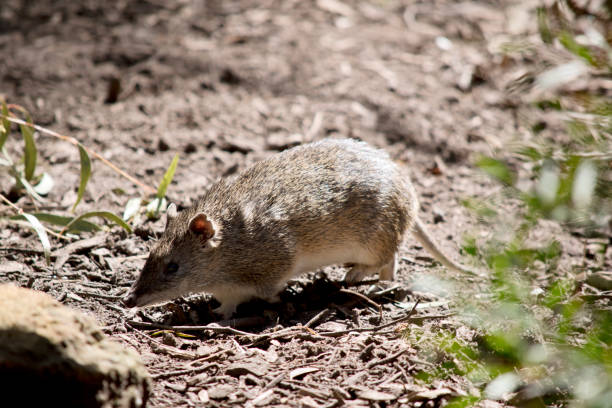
[10,166,45,202]
[559,31,597,67]
[445,395,480,408]
[21,213,51,265]
[475,156,515,186]
[536,7,553,44]
[0,101,9,150]
[535,100,562,111]
[515,146,542,161]
[72,143,91,212]
[12,212,100,233]
[462,198,497,219]
[157,154,179,199]
[20,121,37,181]
[146,197,167,219]
[461,236,478,257]
[33,172,54,196]
[65,211,132,234]
[123,197,142,221]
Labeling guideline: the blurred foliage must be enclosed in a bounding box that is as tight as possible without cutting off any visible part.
[409,2,611,407]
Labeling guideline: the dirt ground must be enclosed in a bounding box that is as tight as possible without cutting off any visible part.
[0,1,601,407]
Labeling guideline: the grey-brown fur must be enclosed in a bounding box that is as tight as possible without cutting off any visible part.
[124,138,469,317]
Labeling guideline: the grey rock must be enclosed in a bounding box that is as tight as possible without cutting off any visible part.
[0,284,151,408]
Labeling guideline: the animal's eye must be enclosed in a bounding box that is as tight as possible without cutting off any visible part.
[166,262,179,274]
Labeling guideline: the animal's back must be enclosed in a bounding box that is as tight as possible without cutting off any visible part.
[198,139,417,282]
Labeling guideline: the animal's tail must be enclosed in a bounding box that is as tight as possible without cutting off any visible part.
[411,217,476,275]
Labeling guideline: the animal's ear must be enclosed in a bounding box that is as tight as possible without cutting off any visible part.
[165,203,178,229]
[189,213,215,241]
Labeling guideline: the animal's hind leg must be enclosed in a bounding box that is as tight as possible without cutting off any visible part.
[344,253,397,283]
[344,264,381,283]
[378,253,397,281]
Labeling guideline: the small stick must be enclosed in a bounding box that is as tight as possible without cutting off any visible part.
[0,247,45,254]
[393,362,412,383]
[126,320,258,337]
[304,308,331,328]
[152,362,218,380]
[366,348,408,369]
[317,299,421,337]
[282,381,329,399]
[188,349,233,367]
[262,372,286,391]
[343,278,379,287]
[52,234,107,269]
[73,290,124,300]
[339,288,382,320]
[375,370,403,386]
[215,316,267,329]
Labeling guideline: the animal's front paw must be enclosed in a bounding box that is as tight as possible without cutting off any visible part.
[214,302,237,319]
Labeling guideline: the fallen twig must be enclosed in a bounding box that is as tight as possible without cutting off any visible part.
[126,320,259,337]
[317,299,421,337]
[262,372,287,391]
[366,348,408,369]
[52,234,107,269]
[304,308,331,328]
[339,288,382,320]
[152,362,218,380]
[73,290,123,300]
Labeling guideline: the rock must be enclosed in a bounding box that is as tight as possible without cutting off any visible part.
[197,389,210,403]
[0,261,26,273]
[218,135,260,154]
[0,284,150,408]
[226,361,268,378]
[355,388,397,401]
[207,384,234,400]
[412,387,454,400]
[266,132,303,151]
[252,389,275,406]
[299,396,322,408]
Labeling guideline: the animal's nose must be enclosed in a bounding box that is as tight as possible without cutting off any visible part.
[122,293,137,308]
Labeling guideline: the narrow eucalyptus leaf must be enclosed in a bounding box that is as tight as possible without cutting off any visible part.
[536,164,559,206]
[476,157,515,186]
[157,154,179,198]
[20,123,37,181]
[21,213,51,265]
[12,212,100,233]
[535,61,588,91]
[72,143,92,212]
[12,168,46,202]
[123,197,142,221]
[146,197,167,219]
[65,211,132,234]
[33,172,54,195]
[0,101,9,150]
